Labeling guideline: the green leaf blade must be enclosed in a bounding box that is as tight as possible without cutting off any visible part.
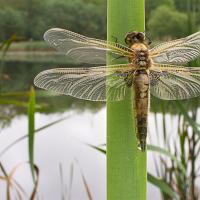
[28,86,35,180]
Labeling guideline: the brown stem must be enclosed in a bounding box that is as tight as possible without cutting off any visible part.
[190,111,197,200]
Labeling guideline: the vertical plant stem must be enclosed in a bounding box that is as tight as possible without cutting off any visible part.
[28,86,35,180]
[107,1,146,200]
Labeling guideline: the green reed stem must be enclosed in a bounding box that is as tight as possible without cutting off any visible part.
[107,0,146,200]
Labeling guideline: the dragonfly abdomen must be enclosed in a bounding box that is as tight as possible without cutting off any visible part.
[133,69,150,151]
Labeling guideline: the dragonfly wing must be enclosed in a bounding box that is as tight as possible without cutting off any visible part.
[34,64,134,101]
[150,64,200,100]
[149,31,200,64]
[44,28,133,64]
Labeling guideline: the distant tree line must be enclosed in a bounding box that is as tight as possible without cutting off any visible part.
[146,0,200,39]
[0,0,106,41]
[0,0,199,41]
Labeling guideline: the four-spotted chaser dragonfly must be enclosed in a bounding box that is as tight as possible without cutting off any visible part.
[34,28,200,151]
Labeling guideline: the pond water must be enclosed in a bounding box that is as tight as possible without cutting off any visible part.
[0,107,163,200]
[0,59,199,199]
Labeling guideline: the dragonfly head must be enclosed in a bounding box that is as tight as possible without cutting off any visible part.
[125,31,145,46]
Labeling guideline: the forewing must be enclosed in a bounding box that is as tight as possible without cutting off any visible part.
[150,63,200,100]
[34,64,134,101]
[44,28,133,64]
[150,31,200,64]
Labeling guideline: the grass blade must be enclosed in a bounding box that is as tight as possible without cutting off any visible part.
[75,160,93,200]
[0,99,41,109]
[67,163,74,200]
[59,164,66,200]
[0,35,17,57]
[28,86,35,180]
[0,91,29,97]
[147,173,178,199]
[147,145,187,176]
[175,101,200,137]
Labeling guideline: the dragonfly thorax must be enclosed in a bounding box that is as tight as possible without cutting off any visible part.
[132,48,151,69]
[125,31,151,69]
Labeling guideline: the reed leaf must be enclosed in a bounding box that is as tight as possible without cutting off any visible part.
[175,101,200,137]
[147,173,178,199]
[107,0,146,199]
[28,86,35,180]
[147,145,187,176]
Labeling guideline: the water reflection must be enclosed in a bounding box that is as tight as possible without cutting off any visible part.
[0,107,163,200]
[0,109,107,200]
[0,61,104,128]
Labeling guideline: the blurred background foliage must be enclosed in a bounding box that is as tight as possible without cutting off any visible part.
[0,0,199,41]
[0,0,106,40]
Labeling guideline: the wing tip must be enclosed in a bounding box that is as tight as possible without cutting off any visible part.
[33,73,42,88]
[43,27,67,42]
[34,70,51,88]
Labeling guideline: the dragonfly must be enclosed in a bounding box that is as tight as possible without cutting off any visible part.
[34,28,200,151]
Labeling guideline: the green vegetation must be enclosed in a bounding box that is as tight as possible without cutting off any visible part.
[148,5,188,39]
[150,100,200,200]
[0,0,106,41]
[107,0,146,200]
[0,7,25,40]
[28,86,35,180]
[1,0,200,64]
[0,0,200,42]
[6,41,48,51]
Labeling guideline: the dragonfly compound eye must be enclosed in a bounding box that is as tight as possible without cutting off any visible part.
[125,33,133,45]
[125,32,140,45]
[137,32,145,41]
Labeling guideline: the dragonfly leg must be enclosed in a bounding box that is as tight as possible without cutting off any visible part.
[111,55,125,62]
[145,34,152,45]
[111,35,119,43]
[124,71,135,87]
